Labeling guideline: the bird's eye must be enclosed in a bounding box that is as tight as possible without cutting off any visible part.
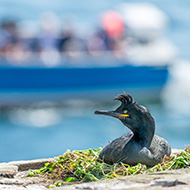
[123,110,128,114]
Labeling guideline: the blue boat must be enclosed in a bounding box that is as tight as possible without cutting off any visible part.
[0,59,168,104]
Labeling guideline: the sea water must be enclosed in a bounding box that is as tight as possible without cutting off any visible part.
[1,96,190,163]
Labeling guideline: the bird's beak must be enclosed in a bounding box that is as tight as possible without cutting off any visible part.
[95,110,129,120]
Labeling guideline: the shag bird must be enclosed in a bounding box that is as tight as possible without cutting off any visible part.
[95,93,171,167]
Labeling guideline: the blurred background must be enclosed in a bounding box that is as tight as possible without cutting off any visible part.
[0,0,190,162]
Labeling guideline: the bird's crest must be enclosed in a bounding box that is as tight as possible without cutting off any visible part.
[114,93,133,104]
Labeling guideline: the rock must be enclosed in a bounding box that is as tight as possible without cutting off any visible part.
[52,168,190,190]
[0,165,18,178]
[0,184,46,189]
[0,149,190,189]
[8,158,54,171]
[0,158,54,189]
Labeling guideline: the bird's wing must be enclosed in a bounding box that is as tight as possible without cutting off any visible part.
[99,132,133,164]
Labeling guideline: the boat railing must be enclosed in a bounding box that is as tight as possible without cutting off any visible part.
[0,49,131,68]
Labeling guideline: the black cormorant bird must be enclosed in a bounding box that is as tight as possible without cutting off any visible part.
[95,93,171,167]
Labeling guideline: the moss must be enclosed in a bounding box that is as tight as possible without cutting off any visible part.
[28,146,190,187]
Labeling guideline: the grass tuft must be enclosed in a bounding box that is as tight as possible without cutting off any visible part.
[28,146,190,187]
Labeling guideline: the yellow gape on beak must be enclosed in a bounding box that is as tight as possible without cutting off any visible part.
[119,114,129,119]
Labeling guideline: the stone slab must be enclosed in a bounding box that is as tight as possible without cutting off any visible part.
[0,165,18,178]
[8,158,54,171]
[52,168,190,190]
[0,149,188,189]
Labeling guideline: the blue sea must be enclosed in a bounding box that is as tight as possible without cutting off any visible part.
[0,0,190,162]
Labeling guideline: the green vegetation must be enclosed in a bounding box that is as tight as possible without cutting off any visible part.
[28,147,190,187]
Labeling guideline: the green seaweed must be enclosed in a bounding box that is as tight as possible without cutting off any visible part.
[28,146,190,187]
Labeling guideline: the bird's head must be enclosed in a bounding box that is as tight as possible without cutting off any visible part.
[95,93,155,134]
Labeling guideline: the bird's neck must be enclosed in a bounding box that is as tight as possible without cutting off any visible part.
[133,122,155,147]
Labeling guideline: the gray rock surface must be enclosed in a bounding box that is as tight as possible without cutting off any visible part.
[53,168,190,190]
[1,149,189,190]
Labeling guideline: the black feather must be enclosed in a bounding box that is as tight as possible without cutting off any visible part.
[114,93,133,104]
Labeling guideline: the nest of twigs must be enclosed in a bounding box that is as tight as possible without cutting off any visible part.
[28,146,190,187]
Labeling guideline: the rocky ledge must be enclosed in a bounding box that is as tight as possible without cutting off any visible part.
[1,149,190,190]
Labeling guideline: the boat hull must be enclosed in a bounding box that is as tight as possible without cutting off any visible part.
[0,65,168,104]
